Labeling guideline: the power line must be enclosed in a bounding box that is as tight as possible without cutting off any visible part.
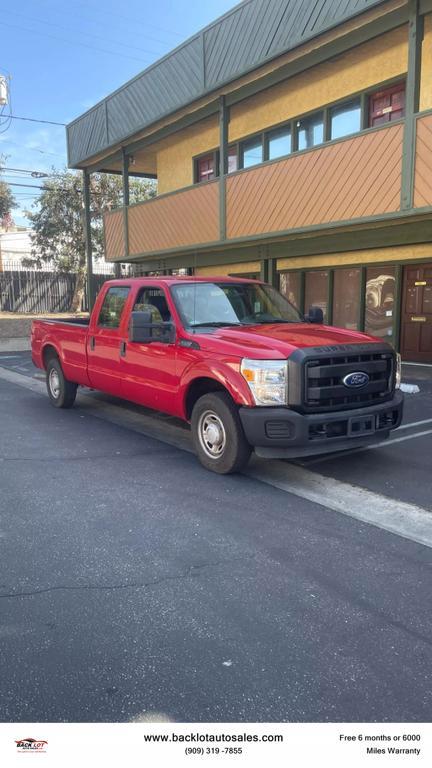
[0,138,64,158]
[7,115,65,127]
[0,19,157,65]
[0,7,169,58]
[66,0,185,40]
[2,166,53,176]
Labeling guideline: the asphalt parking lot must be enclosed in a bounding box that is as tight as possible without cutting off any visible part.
[0,352,431,723]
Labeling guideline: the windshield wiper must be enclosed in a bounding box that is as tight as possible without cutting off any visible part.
[189,321,243,328]
[245,318,294,324]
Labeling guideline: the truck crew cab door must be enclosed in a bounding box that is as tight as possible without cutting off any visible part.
[120,284,180,414]
[87,284,131,395]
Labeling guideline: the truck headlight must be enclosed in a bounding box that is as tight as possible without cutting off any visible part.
[395,352,402,389]
[241,359,287,406]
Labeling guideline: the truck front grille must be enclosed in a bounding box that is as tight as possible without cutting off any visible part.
[303,350,394,412]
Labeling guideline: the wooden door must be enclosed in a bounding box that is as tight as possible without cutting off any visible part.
[400,264,432,363]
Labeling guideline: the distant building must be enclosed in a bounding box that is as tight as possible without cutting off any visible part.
[0,227,47,271]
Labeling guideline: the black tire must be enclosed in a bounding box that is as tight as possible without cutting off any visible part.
[46,356,77,409]
[191,391,251,474]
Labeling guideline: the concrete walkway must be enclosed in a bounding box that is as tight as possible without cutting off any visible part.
[0,313,88,351]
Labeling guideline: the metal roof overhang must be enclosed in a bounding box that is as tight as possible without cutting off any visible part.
[67,0,407,170]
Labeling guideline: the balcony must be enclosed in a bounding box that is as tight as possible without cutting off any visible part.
[103,121,406,261]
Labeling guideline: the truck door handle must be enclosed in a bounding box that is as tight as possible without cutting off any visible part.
[90,336,95,350]
[120,341,127,357]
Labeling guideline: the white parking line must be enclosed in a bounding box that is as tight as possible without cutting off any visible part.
[397,417,432,430]
[1,365,432,549]
[246,457,432,549]
[303,424,432,466]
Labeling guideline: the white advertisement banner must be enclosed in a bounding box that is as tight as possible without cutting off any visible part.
[0,723,430,767]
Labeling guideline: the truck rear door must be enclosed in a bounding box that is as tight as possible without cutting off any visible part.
[87,284,131,395]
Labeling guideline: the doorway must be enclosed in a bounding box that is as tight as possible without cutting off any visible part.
[401,264,432,363]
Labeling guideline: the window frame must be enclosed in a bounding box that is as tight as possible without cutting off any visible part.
[194,150,219,184]
[97,285,131,329]
[191,76,407,184]
[240,133,264,169]
[367,81,406,128]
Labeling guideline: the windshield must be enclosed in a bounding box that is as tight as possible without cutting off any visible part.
[170,282,303,330]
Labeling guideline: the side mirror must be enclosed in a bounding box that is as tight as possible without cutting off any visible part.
[306,305,324,324]
[129,310,175,344]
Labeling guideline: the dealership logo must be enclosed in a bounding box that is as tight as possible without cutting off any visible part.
[343,371,370,388]
[15,737,48,753]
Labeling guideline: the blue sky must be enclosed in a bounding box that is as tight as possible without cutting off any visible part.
[0,0,237,224]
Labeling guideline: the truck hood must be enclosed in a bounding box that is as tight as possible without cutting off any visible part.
[195,323,384,359]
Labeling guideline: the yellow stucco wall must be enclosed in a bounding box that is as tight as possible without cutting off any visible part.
[420,14,432,112]
[277,243,432,271]
[155,26,408,195]
[195,261,260,277]
[229,26,408,141]
[156,115,219,195]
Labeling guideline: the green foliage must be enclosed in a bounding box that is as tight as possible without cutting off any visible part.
[24,169,156,272]
[0,154,16,220]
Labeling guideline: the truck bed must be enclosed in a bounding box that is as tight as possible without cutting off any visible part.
[31,317,91,387]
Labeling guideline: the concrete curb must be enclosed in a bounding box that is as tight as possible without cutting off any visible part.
[0,338,31,352]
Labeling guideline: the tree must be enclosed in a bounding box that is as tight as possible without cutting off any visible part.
[0,154,16,224]
[25,169,156,311]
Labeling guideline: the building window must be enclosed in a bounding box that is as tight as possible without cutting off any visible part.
[365,266,396,343]
[267,126,292,160]
[305,270,329,323]
[330,98,362,140]
[280,272,302,311]
[228,145,238,173]
[297,112,324,151]
[369,83,405,127]
[196,153,217,183]
[333,268,361,330]
[241,136,263,168]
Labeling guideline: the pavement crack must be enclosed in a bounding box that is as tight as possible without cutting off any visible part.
[0,559,242,600]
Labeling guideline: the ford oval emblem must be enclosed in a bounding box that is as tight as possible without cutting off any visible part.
[343,371,370,388]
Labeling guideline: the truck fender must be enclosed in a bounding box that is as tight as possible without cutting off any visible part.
[179,360,254,420]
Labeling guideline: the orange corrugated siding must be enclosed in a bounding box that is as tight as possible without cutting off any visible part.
[128,181,219,255]
[226,123,403,239]
[413,114,432,208]
[104,209,125,260]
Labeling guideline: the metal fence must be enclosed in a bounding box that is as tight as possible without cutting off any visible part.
[0,266,110,313]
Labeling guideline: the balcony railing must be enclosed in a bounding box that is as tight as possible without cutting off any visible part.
[226,121,404,239]
[103,121,408,261]
[413,113,432,208]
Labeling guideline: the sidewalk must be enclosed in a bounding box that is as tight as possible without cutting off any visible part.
[0,312,88,352]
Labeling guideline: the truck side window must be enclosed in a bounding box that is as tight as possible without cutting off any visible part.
[98,286,130,328]
[133,288,171,323]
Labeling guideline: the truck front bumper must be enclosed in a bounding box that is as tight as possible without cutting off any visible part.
[239,390,404,459]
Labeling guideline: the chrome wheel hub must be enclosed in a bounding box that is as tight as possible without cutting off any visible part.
[49,368,61,398]
[198,410,226,459]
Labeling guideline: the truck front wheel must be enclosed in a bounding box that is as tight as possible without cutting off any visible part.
[46,357,77,409]
[191,392,251,474]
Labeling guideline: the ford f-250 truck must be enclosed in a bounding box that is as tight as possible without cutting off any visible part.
[31,276,403,474]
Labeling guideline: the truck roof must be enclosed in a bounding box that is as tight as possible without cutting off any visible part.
[104,275,262,287]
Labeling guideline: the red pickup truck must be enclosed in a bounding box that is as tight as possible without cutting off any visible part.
[31,276,403,474]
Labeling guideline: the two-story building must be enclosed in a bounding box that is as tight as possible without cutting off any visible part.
[67,0,432,363]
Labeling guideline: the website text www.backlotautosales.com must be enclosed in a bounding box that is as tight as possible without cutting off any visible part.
[143,732,283,744]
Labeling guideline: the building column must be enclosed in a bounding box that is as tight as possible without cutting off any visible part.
[219,96,228,241]
[260,248,278,288]
[119,148,130,278]
[83,170,95,311]
[401,0,423,210]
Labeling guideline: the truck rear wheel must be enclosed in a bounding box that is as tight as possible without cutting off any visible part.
[191,392,251,474]
[46,357,77,409]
